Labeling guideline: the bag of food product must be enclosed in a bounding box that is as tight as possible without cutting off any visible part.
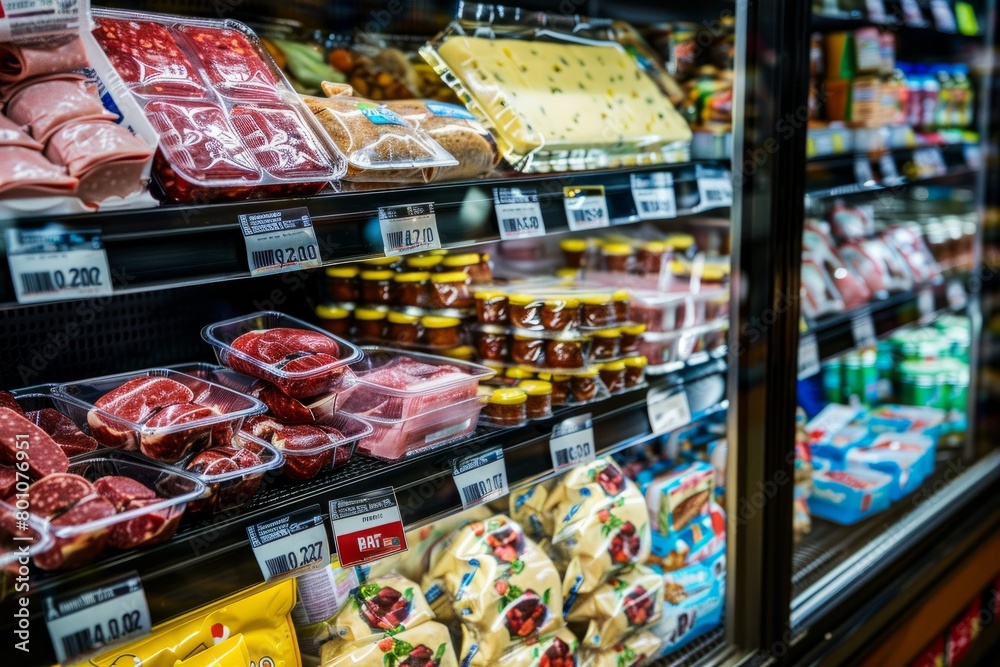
[175,634,249,667]
[494,626,580,666]
[319,620,458,667]
[331,575,434,644]
[578,631,663,667]
[566,564,664,650]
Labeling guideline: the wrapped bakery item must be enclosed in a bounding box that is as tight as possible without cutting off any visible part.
[495,626,580,666]
[332,575,434,644]
[578,631,663,667]
[384,100,500,181]
[303,94,457,182]
[509,478,555,543]
[320,620,458,667]
[566,565,664,650]
[423,515,563,667]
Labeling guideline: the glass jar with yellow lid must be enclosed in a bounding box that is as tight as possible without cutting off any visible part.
[541,296,580,331]
[429,271,473,309]
[475,290,509,324]
[517,380,553,419]
[405,254,443,271]
[355,308,388,340]
[580,293,615,328]
[442,252,491,283]
[591,327,621,360]
[421,316,463,348]
[387,311,421,344]
[612,290,630,323]
[597,360,627,393]
[359,270,395,305]
[560,238,589,268]
[623,356,648,387]
[482,387,527,426]
[538,372,571,406]
[637,241,668,274]
[620,323,647,353]
[509,293,544,329]
[315,304,352,338]
[325,266,359,302]
[393,271,430,308]
[570,367,600,402]
[601,242,634,273]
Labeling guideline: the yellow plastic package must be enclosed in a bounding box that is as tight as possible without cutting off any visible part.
[175,635,249,667]
[566,565,664,650]
[333,575,434,644]
[578,631,663,667]
[494,627,579,667]
[83,580,298,667]
[319,620,458,667]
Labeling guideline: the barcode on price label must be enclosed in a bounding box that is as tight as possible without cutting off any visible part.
[494,187,546,240]
[239,207,321,276]
[550,414,595,471]
[647,389,692,435]
[563,185,610,231]
[246,505,330,581]
[695,165,733,209]
[798,334,821,379]
[0,0,81,41]
[453,447,508,509]
[379,203,442,256]
[5,227,113,304]
[44,574,151,664]
[631,172,677,220]
[329,487,407,567]
[851,313,877,348]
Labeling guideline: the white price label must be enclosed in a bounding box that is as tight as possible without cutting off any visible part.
[918,287,936,319]
[44,575,151,664]
[631,172,677,220]
[798,334,821,379]
[913,147,946,177]
[550,414,596,471]
[851,312,877,348]
[947,280,968,309]
[901,0,926,25]
[378,203,441,256]
[0,0,81,41]
[854,157,875,185]
[453,447,509,509]
[329,488,407,567]
[563,185,610,231]
[6,228,113,304]
[879,154,900,182]
[246,505,330,581]
[695,165,733,209]
[240,207,321,276]
[494,187,546,240]
[930,0,957,31]
[647,390,692,435]
[866,0,888,21]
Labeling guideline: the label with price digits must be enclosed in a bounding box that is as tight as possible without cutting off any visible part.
[695,165,733,209]
[852,312,877,348]
[379,203,441,256]
[453,447,509,509]
[647,389,692,435]
[631,172,677,220]
[329,487,407,567]
[6,227,112,304]
[44,574,151,664]
[246,505,330,581]
[798,334,821,380]
[240,206,321,276]
[550,414,595,471]
[494,187,546,240]
[563,185,610,231]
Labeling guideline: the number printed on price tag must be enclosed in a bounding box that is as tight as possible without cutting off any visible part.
[44,574,151,664]
[852,312,878,347]
[379,203,442,256]
[329,488,407,568]
[453,447,509,509]
[695,165,733,209]
[563,185,610,231]
[240,206,321,276]
[5,227,112,304]
[494,187,546,240]
[798,334,821,379]
[246,505,330,581]
[630,172,677,220]
[550,414,596,471]
[647,390,692,435]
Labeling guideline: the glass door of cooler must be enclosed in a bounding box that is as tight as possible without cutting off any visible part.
[790,0,999,659]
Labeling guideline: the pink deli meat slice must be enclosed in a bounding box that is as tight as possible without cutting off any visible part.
[230,105,334,180]
[0,37,88,84]
[5,76,116,143]
[0,115,43,150]
[93,17,206,98]
[0,146,78,197]
[88,376,195,450]
[45,121,152,177]
[0,407,70,479]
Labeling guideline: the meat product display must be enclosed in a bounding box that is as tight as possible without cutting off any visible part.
[0,406,70,479]
[176,26,280,100]
[106,496,183,549]
[139,402,219,462]
[0,37,88,84]
[355,397,484,461]
[0,391,24,415]
[230,105,337,180]
[0,146,78,196]
[0,115,42,150]
[20,472,94,518]
[26,407,99,457]
[94,475,158,511]
[232,327,341,365]
[0,466,16,497]
[44,121,153,201]
[86,376,195,449]
[251,381,337,425]
[185,441,267,512]
[36,496,116,570]
[4,76,116,143]
[270,424,335,479]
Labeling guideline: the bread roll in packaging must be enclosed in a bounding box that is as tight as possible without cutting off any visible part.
[566,564,664,650]
[320,620,458,667]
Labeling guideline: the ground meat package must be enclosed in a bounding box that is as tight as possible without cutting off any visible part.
[91,9,346,203]
[422,515,564,667]
[565,564,664,650]
[320,620,459,667]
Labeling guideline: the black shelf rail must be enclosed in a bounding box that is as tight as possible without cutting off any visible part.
[0,162,729,309]
[1,359,728,667]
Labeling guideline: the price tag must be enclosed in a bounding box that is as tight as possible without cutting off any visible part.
[866,0,888,22]
[378,203,441,256]
[246,505,330,581]
[879,154,900,182]
[918,287,936,319]
[947,280,968,310]
[239,206,321,276]
[329,487,407,568]
[798,334,821,380]
[494,187,546,240]
[453,447,509,509]
[647,389,692,435]
[44,574,151,664]
[0,0,82,41]
[851,312,877,348]
[930,0,957,31]
[854,157,875,185]
[900,0,926,26]
[631,172,677,220]
[695,165,733,209]
[563,185,610,231]
[550,413,595,471]
[5,227,112,304]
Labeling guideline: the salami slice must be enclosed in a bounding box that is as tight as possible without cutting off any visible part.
[27,408,99,458]
[26,472,95,519]
[93,17,206,98]
[0,37,88,84]
[175,25,279,101]
[0,407,70,479]
[230,105,334,180]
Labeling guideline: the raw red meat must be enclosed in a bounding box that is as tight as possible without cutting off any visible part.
[0,391,24,415]
[0,115,43,150]
[270,423,336,479]
[342,356,477,420]
[186,447,240,477]
[93,17,205,98]
[252,382,314,425]
[229,328,345,398]
[27,408,99,457]
[88,376,195,448]
[232,328,341,365]
[4,76,116,143]
[93,475,157,512]
[186,444,264,512]
[175,26,279,100]
[0,465,15,497]
[0,146,78,197]
[107,497,182,549]
[230,105,333,179]
[0,407,70,479]
[139,402,219,462]
[26,473,95,519]
[0,37,88,84]
[35,497,116,570]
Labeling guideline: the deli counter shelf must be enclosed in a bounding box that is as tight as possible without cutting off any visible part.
[0,358,728,667]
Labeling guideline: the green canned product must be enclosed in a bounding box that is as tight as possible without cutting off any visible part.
[899,359,949,409]
[844,350,878,405]
[823,360,843,404]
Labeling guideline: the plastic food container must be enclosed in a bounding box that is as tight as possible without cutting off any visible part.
[0,500,54,569]
[353,395,487,461]
[92,9,345,203]
[29,451,205,570]
[54,369,267,463]
[182,430,283,513]
[250,412,373,479]
[202,311,363,398]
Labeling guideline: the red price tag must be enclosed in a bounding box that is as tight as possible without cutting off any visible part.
[329,488,407,567]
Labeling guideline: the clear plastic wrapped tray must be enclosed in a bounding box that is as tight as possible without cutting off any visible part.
[245,412,373,480]
[640,319,729,374]
[0,500,53,569]
[352,395,487,461]
[182,430,283,513]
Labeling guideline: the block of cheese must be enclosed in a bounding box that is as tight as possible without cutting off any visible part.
[428,36,691,166]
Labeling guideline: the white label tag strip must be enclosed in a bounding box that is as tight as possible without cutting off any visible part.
[866,0,888,21]
[930,0,957,31]
[798,334,822,380]
[453,447,509,509]
[563,185,610,231]
[901,0,925,25]
[246,505,330,582]
[879,154,900,182]
[631,172,677,220]
[44,574,151,664]
[647,390,692,436]
[695,165,733,209]
[852,312,878,348]
[550,414,596,472]
[6,227,113,304]
[494,187,546,240]
[0,0,81,41]
[240,207,321,276]
[379,203,441,256]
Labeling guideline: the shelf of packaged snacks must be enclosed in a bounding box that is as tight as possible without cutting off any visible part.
[805,127,978,161]
[0,161,731,308]
[2,357,728,667]
[811,11,984,38]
